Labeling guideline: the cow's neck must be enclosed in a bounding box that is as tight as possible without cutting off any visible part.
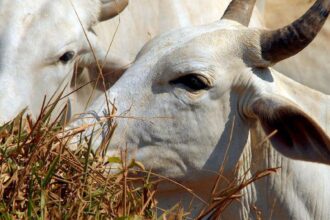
[270,69,330,133]
[236,70,330,220]
[234,127,330,220]
[156,70,330,219]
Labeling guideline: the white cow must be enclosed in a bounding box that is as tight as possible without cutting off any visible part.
[0,0,267,125]
[72,0,330,219]
[0,0,128,124]
[72,0,266,113]
[75,0,330,113]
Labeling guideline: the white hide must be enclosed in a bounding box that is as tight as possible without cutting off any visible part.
[0,0,265,125]
[72,18,330,220]
[72,0,265,112]
[0,0,123,124]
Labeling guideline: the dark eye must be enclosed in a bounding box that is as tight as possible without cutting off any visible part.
[170,74,210,92]
[59,51,75,64]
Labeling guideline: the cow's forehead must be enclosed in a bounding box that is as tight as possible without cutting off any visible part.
[0,0,100,66]
[136,20,244,66]
[0,0,100,30]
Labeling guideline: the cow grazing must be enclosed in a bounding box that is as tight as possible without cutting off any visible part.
[71,0,330,219]
[0,0,128,125]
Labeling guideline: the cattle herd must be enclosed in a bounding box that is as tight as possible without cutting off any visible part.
[1,0,330,219]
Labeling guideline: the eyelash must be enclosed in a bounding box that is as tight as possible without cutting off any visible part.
[59,51,75,64]
[170,74,210,92]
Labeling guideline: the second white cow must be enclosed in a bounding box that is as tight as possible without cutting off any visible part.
[0,0,127,124]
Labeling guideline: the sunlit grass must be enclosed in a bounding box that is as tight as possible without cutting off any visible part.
[0,94,276,219]
[0,95,160,219]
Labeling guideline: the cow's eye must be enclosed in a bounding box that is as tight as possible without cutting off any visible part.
[59,51,75,64]
[170,74,210,92]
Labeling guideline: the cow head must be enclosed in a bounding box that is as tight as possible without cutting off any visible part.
[74,0,330,184]
[0,0,128,124]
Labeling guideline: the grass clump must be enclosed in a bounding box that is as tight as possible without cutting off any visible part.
[0,96,160,219]
[0,96,276,219]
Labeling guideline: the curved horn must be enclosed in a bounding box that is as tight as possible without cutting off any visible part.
[99,0,129,21]
[221,0,257,26]
[260,0,330,64]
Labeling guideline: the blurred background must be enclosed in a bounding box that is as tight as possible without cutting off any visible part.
[265,0,330,94]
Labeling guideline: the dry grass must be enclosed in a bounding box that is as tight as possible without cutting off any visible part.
[0,94,277,219]
[0,94,159,219]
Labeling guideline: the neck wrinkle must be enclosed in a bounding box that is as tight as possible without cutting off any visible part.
[271,69,330,132]
[225,68,330,219]
[247,122,330,220]
[243,69,330,219]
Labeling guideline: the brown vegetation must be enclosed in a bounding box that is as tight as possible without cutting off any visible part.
[0,94,276,219]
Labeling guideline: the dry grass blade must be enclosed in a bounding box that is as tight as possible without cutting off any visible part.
[0,91,275,219]
[0,92,159,219]
[197,167,279,220]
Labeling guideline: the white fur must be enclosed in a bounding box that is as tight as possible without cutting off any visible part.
[72,0,265,112]
[73,17,330,219]
[0,0,104,124]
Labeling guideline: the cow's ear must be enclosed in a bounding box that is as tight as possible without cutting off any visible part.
[99,0,128,21]
[84,55,128,91]
[250,96,330,165]
[76,32,129,90]
[77,39,129,91]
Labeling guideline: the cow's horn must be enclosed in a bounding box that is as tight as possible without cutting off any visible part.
[260,0,330,64]
[221,0,257,26]
[99,0,129,21]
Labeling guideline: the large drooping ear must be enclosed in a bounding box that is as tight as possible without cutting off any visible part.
[249,96,330,165]
[99,0,129,21]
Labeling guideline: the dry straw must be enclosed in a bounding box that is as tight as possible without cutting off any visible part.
[0,92,277,219]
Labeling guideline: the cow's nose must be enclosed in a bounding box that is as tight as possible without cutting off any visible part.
[0,84,25,125]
